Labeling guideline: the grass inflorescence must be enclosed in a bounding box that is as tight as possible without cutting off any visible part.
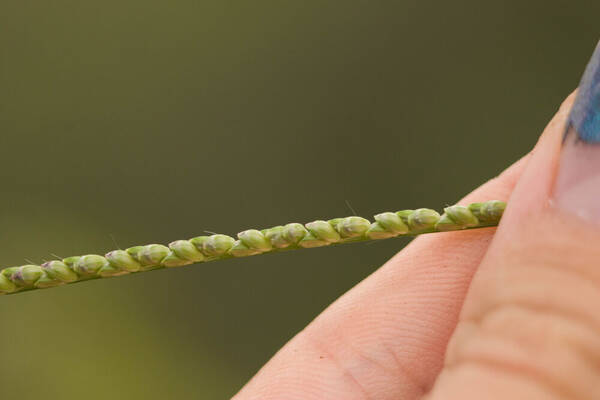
[0,200,505,296]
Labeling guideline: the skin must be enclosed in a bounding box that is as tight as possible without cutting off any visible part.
[234,92,600,399]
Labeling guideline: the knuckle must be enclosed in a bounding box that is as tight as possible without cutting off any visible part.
[442,215,600,399]
[446,301,600,399]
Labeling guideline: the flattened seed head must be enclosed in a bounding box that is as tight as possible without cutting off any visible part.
[297,231,330,248]
[161,251,193,268]
[62,256,81,269]
[282,223,308,245]
[169,240,205,262]
[34,271,64,288]
[135,245,170,267]
[336,217,371,238]
[238,230,272,252]
[74,255,108,275]
[1,267,19,278]
[407,209,441,232]
[366,222,397,239]
[197,235,235,257]
[98,263,131,277]
[327,218,343,230]
[480,200,506,222]
[263,226,290,248]
[396,210,414,225]
[228,240,262,257]
[305,220,341,243]
[374,212,409,234]
[105,250,141,272]
[12,265,43,286]
[41,260,79,282]
[443,205,479,228]
[435,214,459,231]
[467,200,506,224]
[189,236,209,253]
[0,273,17,293]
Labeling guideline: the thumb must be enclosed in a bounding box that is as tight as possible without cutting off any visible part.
[429,42,600,399]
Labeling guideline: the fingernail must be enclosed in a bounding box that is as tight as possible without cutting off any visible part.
[554,40,600,221]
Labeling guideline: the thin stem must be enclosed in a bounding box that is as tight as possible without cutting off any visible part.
[0,200,506,296]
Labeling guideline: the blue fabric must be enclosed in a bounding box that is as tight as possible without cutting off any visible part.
[570,40,600,143]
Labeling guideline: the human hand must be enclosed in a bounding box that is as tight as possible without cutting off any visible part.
[234,42,600,400]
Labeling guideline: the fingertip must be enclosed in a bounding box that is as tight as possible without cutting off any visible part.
[429,89,600,399]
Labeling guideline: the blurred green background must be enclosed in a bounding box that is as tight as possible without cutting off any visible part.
[0,1,598,398]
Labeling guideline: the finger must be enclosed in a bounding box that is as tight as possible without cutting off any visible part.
[428,43,600,399]
[234,148,531,398]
